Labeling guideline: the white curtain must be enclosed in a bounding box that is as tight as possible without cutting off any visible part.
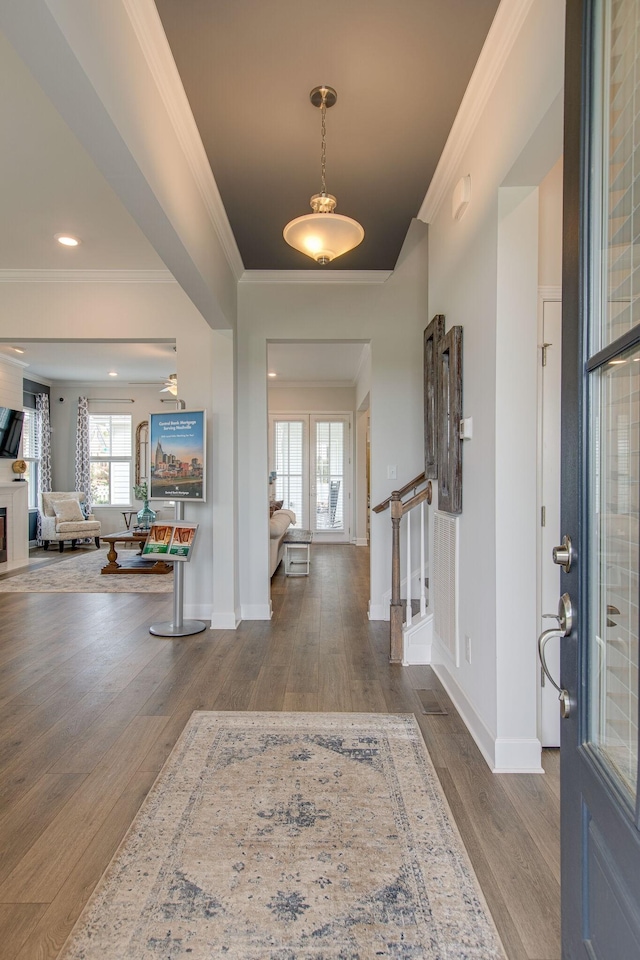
[35,393,52,542]
[75,397,92,515]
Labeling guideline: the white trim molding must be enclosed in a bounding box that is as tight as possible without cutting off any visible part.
[240,603,272,621]
[123,0,244,280]
[208,611,240,630]
[240,270,393,284]
[418,0,536,224]
[0,269,176,284]
[432,658,543,773]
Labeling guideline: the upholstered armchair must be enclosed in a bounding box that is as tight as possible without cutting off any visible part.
[40,491,101,552]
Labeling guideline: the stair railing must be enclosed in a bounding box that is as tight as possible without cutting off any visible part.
[373,473,432,662]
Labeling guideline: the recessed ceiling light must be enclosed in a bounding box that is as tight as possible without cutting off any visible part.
[108,371,118,377]
[54,233,81,247]
[268,372,277,378]
[12,347,25,355]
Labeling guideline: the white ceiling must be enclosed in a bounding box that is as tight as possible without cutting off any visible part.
[0,31,166,272]
[267,342,369,384]
[0,341,177,385]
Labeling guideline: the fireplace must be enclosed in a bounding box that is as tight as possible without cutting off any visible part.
[0,508,6,564]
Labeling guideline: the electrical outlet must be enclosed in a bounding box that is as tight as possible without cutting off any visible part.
[465,635,471,664]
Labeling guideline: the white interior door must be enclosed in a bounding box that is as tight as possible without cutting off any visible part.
[539,297,562,746]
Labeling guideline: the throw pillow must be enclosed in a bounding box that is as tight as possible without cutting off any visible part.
[269,500,284,517]
[53,498,85,523]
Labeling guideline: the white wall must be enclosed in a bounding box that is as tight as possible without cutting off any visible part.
[237,218,429,620]
[268,385,356,412]
[426,0,565,771]
[0,279,236,625]
[539,156,563,288]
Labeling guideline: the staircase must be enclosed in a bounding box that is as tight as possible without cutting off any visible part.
[373,472,434,663]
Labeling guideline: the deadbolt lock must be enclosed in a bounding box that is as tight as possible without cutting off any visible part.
[552,535,574,573]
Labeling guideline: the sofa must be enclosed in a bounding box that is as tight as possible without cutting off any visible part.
[270,508,295,576]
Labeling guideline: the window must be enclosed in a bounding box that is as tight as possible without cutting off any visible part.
[89,414,132,505]
[22,408,39,510]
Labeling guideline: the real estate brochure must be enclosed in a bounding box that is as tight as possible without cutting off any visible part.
[142,523,198,561]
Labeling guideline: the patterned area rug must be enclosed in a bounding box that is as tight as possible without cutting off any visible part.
[59,712,506,959]
[0,548,172,593]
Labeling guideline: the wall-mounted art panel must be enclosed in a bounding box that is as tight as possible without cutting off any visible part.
[437,325,463,514]
[424,314,445,478]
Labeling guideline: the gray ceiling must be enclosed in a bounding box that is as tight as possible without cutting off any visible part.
[155,0,501,271]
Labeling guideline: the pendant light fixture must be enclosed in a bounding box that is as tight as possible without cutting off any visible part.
[283,86,364,265]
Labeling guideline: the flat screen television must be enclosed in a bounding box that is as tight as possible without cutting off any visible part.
[0,407,24,459]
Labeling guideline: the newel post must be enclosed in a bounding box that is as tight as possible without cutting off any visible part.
[389,491,404,663]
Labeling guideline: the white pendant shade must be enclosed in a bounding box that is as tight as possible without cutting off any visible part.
[283,211,364,264]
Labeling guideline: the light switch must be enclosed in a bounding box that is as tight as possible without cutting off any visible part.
[387,465,397,480]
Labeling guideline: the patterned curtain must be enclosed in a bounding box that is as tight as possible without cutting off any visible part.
[75,397,92,515]
[35,393,52,541]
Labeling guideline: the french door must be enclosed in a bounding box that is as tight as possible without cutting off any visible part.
[560,1,640,955]
[269,414,351,541]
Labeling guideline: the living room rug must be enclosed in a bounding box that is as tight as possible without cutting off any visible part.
[0,548,172,593]
[59,712,506,959]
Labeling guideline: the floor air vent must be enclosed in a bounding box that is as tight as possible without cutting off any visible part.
[433,511,459,665]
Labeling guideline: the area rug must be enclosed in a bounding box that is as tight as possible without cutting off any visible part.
[59,712,506,959]
[0,548,172,593]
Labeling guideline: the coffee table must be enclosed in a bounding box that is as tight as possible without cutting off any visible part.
[101,530,172,575]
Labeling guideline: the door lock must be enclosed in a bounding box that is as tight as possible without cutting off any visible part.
[552,535,574,573]
[538,593,575,719]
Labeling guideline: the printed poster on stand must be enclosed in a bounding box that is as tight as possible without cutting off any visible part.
[142,522,199,561]
[149,410,206,501]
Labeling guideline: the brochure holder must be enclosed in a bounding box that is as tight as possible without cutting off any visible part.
[149,503,206,637]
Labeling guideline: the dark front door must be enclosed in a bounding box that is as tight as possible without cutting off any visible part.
[560,0,640,955]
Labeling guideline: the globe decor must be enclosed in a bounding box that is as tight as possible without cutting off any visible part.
[133,482,157,530]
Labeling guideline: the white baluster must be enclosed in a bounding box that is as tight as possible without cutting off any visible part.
[405,509,412,626]
[420,501,427,617]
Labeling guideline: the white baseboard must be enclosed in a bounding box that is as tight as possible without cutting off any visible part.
[402,613,433,665]
[208,611,240,630]
[493,738,543,773]
[431,658,498,769]
[432,653,543,773]
[368,602,387,621]
[354,538,369,547]
[240,603,272,621]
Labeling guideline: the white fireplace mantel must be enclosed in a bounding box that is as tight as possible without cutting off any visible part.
[0,481,29,571]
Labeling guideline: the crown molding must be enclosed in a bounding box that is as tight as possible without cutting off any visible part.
[418,0,536,224]
[240,270,392,284]
[122,0,245,280]
[0,269,176,283]
[268,380,357,389]
[0,353,29,369]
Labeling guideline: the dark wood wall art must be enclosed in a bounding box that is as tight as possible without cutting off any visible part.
[437,325,463,514]
[423,314,445,478]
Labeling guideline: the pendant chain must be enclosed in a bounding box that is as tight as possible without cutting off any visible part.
[320,94,327,196]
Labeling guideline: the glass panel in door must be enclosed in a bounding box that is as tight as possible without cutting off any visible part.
[310,416,349,538]
[588,346,639,803]
[271,419,307,528]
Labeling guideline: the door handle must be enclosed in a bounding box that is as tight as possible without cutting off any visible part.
[538,592,575,719]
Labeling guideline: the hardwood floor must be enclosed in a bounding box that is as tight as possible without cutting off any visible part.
[0,544,560,959]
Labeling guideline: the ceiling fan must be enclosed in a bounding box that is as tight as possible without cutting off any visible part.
[160,373,178,396]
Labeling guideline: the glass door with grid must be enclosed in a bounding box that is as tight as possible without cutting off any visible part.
[269,414,351,540]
